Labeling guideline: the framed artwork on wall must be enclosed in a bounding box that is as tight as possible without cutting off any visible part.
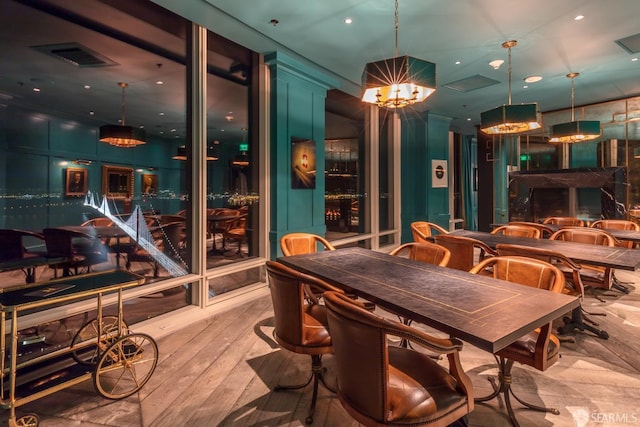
[432,159,448,188]
[102,165,133,199]
[291,137,316,189]
[65,168,88,196]
[141,174,158,196]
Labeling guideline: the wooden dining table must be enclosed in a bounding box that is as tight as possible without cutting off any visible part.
[453,230,640,271]
[278,247,579,353]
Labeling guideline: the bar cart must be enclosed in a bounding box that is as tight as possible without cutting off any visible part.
[1,270,158,427]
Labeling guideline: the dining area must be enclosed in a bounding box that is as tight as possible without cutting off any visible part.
[261,222,640,427]
[5,242,640,427]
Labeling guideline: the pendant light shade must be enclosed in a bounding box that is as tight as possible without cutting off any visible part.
[480,40,541,135]
[99,82,146,147]
[361,0,436,109]
[549,73,600,143]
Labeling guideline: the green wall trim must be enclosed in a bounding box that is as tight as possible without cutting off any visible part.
[265,52,339,91]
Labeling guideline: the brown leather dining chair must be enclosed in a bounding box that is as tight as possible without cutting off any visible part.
[508,221,554,238]
[542,216,585,227]
[389,241,451,267]
[432,233,497,271]
[495,243,609,340]
[323,290,474,427]
[491,224,541,239]
[280,232,335,256]
[469,255,565,426]
[265,260,345,425]
[410,221,449,243]
[549,227,616,294]
[590,219,639,248]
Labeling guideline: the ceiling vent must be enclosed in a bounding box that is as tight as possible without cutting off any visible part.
[443,74,501,93]
[31,43,118,68]
[615,33,640,54]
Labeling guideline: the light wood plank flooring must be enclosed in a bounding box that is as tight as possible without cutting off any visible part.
[3,270,640,427]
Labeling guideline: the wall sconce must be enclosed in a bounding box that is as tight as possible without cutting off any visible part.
[73,159,92,165]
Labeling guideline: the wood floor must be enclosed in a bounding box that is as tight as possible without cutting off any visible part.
[3,270,640,427]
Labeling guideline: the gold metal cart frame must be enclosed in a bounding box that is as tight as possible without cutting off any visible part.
[1,270,157,427]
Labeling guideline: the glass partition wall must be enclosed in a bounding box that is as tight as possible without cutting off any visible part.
[0,0,264,335]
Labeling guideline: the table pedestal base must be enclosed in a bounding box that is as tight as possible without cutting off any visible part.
[475,357,559,427]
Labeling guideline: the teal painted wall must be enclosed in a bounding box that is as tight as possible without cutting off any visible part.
[265,52,338,258]
[0,105,184,231]
[400,112,452,242]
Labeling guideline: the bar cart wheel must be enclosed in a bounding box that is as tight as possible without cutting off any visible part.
[13,413,38,427]
[70,315,129,365]
[93,333,158,399]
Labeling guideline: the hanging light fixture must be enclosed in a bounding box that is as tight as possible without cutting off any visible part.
[361,0,436,109]
[549,72,600,143]
[99,82,146,147]
[480,40,541,134]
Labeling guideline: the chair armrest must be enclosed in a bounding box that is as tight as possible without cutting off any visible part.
[429,223,449,235]
[381,317,463,354]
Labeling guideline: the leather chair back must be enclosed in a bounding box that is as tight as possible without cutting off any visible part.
[410,221,448,243]
[433,234,496,271]
[492,224,541,239]
[390,242,450,267]
[265,261,340,353]
[324,290,473,426]
[280,232,335,256]
[550,227,615,246]
[542,216,585,227]
[508,221,554,238]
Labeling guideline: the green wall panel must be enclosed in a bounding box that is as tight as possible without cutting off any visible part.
[265,52,337,258]
[401,112,451,242]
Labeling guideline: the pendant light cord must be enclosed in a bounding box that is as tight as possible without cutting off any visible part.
[570,76,575,121]
[394,0,399,58]
[119,82,128,126]
[507,45,512,105]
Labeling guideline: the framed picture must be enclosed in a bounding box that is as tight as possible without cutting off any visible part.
[102,165,133,199]
[291,137,316,189]
[141,174,158,196]
[432,160,448,188]
[65,168,88,196]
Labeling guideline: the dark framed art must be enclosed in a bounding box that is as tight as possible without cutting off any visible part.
[65,167,88,196]
[102,165,133,199]
[291,137,316,189]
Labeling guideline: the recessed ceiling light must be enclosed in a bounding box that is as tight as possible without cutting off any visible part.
[33,87,40,92]
[523,85,529,89]
[344,17,352,24]
[156,80,164,85]
[159,112,165,116]
[524,75,543,83]
[574,15,585,21]
[466,118,471,121]
[89,110,94,115]
[455,60,461,65]
[632,57,639,62]
[84,85,91,89]
[489,59,504,70]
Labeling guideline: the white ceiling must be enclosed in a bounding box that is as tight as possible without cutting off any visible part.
[172,0,640,134]
[2,0,639,141]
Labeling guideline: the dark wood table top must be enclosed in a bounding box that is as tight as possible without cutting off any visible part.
[278,247,579,353]
[454,230,640,271]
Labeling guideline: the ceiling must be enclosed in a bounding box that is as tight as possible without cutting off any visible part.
[1,0,639,144]
[189,0,640,134]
